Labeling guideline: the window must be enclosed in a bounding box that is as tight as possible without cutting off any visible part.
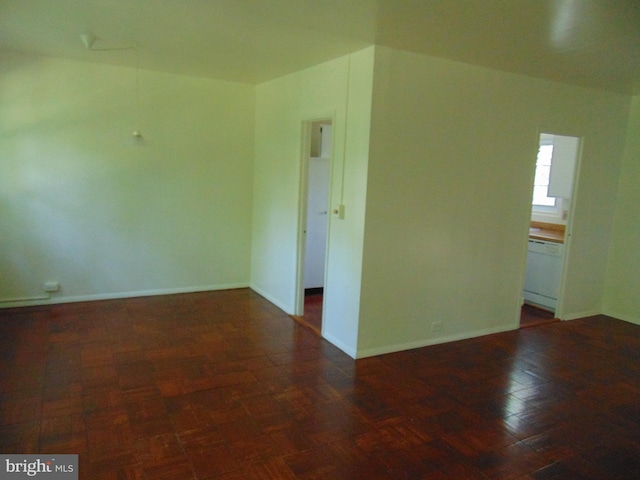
[532,134,561,214]
[531,132,580,222]
[532,143,556,208]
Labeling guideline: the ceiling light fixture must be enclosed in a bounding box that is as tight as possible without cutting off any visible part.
[79,33,97,50]
[79,32,134,52]
[130,44,145,146]
[80,33,145,145]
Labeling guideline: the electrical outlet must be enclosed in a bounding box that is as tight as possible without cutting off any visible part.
[43,281,60,293]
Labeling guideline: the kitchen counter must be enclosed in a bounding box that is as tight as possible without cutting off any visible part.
[529,221,565,244]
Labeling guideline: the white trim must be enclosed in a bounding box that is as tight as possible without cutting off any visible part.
[0,283,249,309]
[0,294,51,304]
[322,331,357,359]
[536,132,583,323]
[295,120,313,316]
[558,309,600,321]
[295,115,336,317]
[249,284,293,314]
[600,309,640,326]
[354,324,516,359]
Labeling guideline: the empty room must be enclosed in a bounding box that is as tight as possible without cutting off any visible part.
[1,1,639,479]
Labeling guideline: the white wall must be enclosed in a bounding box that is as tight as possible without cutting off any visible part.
[603,96,640,324]
[356,46,630,357]
[0,52,255,305]
[3,46,635,358]
[252,47,374,357]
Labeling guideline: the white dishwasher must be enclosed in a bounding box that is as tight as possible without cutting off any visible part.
[523,239,564,311]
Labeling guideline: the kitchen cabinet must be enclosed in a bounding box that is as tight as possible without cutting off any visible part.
[523,239,564,311]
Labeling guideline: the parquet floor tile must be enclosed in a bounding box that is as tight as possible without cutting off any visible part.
[1,288,639,479]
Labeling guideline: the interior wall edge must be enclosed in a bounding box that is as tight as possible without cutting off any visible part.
[249,284,293,315]
[321,332,358,359]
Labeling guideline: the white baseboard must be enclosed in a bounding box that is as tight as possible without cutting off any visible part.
[601,309,640,326]
[249,285,293,314]
[322,331,358,359]
[354,324,516,359]
[558,309,601,321]
[0,283,249,309]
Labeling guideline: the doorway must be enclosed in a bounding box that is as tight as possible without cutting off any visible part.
[520,132,580,328]
[293,119,333,335]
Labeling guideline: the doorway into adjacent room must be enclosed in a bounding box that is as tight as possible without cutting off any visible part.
[294,119,333,335]
[520,132,581,328]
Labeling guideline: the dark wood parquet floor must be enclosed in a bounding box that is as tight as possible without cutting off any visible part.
[520,305,558,329]
[292,293,323,336]
[1,289,639,479]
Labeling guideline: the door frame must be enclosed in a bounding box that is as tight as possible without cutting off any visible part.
[521,129,584,322]
[294,115,335,319]
[553,133,584,319]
